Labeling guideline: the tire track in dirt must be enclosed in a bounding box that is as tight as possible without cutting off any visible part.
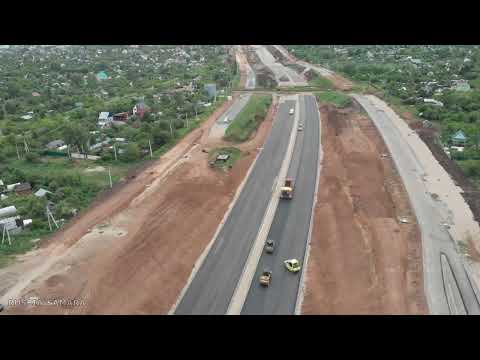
[302,104,427,314]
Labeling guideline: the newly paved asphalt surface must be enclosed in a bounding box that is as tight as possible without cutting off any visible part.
[241,95,320,315]
[354,94,480,315]
[175,100,296,314]
[216,94,251,125]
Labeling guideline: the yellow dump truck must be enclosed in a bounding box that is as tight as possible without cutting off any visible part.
[280,178,294,199]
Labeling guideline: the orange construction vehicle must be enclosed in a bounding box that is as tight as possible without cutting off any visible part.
[280,178,294,199]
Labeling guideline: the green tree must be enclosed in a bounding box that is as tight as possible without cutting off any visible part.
[123,143,140,162]
[62,122,89,151]
[25,151,41,163]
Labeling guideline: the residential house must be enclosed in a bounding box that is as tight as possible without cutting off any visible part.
[423,98,444,107]
[15,183,32,196]
[132,101,150,119]
[113,112,129,122]
[96,71,108,81]
[451,79,471,92]
[46,139,65,150]
[452,130,467,146]
[98,112,113,128]
[34,188,52,198]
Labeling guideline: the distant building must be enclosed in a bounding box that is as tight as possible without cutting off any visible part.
[113,112,129,122]
[34,188,52,198]
[98,112,113,128]
[452,130,467,146]
[132,101,150,119]
[15,183,32,196]
[451,79,471,92]
[204,83,217,99]
[423,98,444,107]
[96,71,108,81]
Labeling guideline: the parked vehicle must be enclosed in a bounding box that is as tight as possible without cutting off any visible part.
[289,108,294,115]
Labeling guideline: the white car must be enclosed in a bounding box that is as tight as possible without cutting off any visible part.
[289,108,294,115]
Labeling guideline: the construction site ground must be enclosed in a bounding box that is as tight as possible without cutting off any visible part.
[391,107,480,290]
[0,96,277,314]
[301,102,428,314]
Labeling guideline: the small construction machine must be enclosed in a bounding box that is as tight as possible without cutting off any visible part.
[259,269,272,287]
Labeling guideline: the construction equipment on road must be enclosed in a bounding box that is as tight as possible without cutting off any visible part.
[265,239,275,254]
[260,269,272,286]
[284,259,301,273]
[280,178,294,199]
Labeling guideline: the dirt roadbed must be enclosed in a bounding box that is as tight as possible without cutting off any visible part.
[301,103,427,314]
[0,97,276,314]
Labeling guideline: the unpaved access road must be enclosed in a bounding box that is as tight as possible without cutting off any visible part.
[274,45,353,91]
[235,46,256,90]
[301,102,427,314]
[0,97,276,315]
[354,94,480,315]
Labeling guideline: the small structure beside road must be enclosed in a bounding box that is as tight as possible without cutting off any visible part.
[451,130,467,146]
[34,188,52,198]
[15,183,32,196]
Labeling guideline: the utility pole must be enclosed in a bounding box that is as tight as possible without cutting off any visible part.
[67,144,71,159]
[16,143,20,160]
[108,167,113,188]
[113,144,118,161]
[23,137,29,153]
[148,139,153,158]
[1,225,11,246]
[46,205,59,231]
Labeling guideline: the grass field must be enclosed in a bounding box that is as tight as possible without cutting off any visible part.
[315,91,352,108]
[308,72,334,89]
[224,95,272,142]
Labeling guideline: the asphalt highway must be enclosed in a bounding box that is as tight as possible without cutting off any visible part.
[175,99,296,314]
[241,95,320,314]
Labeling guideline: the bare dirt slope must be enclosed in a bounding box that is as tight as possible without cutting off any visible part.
[235,47,248,89]
[301,103,427,314]
[1,97,276,314]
